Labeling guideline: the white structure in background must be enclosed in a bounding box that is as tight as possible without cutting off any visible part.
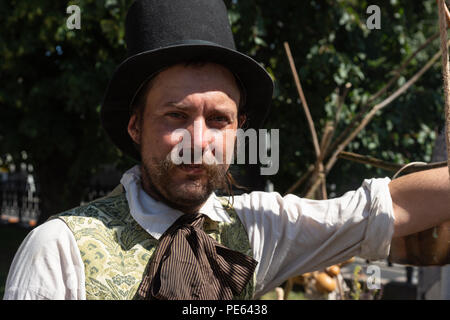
[417,129,450,300]
[20,172,39,227]
[0,155,39,227]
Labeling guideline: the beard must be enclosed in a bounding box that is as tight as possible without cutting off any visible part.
[140,153,229,213]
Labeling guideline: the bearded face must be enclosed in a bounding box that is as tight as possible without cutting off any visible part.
[140,153,229,210]
[127,63,243,213]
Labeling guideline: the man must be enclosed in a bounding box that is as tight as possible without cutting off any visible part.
[4,0,450,300]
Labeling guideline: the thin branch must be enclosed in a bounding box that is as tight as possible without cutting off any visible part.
[316,124,335,200]
[284,164,315,195]
[284,122,332,196]
[325,31,440,160]
[338,151,448,174]
[320,124,334,158]
[284,41,330,199]
[305,174,326,199]
[284,42,321,159]
[367,32,440,106]
[338,151,402,171]
[325,45,445,174]
[320,173,327,200]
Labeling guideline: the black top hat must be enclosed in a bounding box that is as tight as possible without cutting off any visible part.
[101,0,274,161]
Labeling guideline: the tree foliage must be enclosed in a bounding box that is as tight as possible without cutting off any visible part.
[0,0,446,220]
[225,0,445,195]
[0,0,135,220]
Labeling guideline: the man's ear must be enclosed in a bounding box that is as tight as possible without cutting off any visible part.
[127,114,141,145]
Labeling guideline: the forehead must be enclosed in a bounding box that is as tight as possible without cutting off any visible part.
[145,62,241,109]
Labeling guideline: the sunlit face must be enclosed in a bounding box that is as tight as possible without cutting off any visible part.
[127,63,242,213]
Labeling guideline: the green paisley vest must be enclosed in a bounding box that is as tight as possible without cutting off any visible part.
[50,188,255,300]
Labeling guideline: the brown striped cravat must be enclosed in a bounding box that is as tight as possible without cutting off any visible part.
[136,213,257,300]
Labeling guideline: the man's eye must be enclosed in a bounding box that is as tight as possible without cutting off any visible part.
[209,116,229,123]
[166,112,186,119]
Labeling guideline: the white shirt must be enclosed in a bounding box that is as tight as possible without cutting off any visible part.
[3,165,395,300]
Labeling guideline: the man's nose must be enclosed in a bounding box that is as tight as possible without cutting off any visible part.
[187,118,212,151]
[184,118,214,164]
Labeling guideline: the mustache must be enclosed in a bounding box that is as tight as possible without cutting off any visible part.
[142,153,229,192]
[155,153,228,178]
[167,149,223,166]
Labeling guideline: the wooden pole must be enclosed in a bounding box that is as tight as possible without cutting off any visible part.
[438,0,450,182]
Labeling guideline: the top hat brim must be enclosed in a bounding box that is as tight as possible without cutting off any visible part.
[101,41,274,161]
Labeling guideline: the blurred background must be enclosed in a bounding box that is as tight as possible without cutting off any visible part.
[0,0,448,299]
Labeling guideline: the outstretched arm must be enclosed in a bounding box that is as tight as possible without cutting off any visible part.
[388,166,450,265]
[389,166,450,238]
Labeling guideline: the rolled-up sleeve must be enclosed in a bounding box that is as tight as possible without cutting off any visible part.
[232,177,395,297]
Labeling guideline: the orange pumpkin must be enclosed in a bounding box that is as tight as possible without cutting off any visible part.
[314,272,336,293]
[326,265,340,277]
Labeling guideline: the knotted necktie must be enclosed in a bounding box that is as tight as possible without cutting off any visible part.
[136,212,257,300]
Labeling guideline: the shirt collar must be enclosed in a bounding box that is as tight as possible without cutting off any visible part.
[120,165,231,240]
